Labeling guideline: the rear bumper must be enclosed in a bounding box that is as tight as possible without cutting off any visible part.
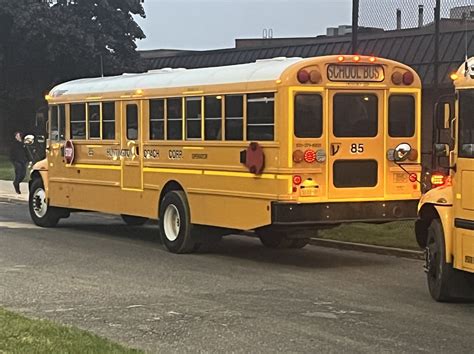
[271,200,418,226]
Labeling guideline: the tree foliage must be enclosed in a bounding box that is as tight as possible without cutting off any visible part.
[0,0,146,140]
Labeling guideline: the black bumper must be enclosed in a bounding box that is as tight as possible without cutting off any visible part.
[271,200,418,226]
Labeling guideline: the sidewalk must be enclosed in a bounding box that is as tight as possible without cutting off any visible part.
[0,180,28,203]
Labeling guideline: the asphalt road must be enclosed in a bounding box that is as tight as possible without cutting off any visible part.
[1,201,473,353]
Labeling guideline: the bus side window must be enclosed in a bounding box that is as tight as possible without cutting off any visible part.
[50,105,59,141]
[225,95,243,141]
[186,97,202,140]
[150,99,164,140]
[247,93,275,141]
[167,98,183,140]
[88,103,101,139]
[205,96,222,140]
[59,105,66,140]
[70,103,86,139]
[102,102,115,140]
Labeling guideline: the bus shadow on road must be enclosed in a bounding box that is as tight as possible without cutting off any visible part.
[58,216,388,270]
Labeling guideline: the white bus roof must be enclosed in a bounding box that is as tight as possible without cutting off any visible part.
[49,57,305,97]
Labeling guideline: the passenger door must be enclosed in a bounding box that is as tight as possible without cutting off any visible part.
[453,90,474,271]
[327,90,384,199]
[121,101,143,190]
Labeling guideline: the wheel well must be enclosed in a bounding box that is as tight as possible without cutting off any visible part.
[415,203,440,248]
[158,180,184,211]
[29,170,42,190]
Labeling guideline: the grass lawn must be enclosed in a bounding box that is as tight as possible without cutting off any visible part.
[318,220,419,250]
[0,154,14,181]
[0,308,142,353]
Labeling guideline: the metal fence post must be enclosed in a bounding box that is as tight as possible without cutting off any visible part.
[352,0,359,54]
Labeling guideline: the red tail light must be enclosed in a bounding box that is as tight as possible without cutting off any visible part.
[409,173,418,182]
[304,149,316,163]
[297,70,310,83]
[293,175,302,185]
[403,71,414,85]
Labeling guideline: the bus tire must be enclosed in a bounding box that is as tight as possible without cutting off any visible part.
[426,219,457,302]
[159,191,196,254]
[426,219,474,301]
[257,229,293,249]
[121,214,148,226]
[289,238,310,249]
[29,178,61,228]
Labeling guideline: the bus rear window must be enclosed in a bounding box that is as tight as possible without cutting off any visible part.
[333,94,377,137]
[294,94,322,138]
[389,95,415,137]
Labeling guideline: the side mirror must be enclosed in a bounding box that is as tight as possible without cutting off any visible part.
[434,143,449,157]
[394,143,412,162]
[23,134,35,145]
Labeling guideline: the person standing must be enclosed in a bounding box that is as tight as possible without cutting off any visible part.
[9,132,28,194]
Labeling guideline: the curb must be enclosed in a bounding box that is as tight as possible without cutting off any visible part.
[309,238,423,260]
[0,196,28,204]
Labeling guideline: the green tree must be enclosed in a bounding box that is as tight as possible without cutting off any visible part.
[0,0,146,149]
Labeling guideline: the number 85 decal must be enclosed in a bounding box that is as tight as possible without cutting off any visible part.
[350,143,364,154]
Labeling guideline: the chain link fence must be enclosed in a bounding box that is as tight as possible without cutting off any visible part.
[359,0,473,31]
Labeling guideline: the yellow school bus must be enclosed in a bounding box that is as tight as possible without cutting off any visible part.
[29,55,422,253]
[416,58,474,301]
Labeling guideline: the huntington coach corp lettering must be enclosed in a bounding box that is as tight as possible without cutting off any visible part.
[327,64,384,82]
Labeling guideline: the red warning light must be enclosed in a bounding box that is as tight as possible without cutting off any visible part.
[304,149,316,163]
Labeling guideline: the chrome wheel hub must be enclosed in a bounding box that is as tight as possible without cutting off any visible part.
[32,188,47,218]
[163,204,180,242]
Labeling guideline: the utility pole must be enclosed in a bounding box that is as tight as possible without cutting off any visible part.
[352,0,359,54]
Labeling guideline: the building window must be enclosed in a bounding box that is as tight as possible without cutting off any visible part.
[88,103,101,139]
[149,99,164,140]
[70,103,86,139]
[294,94,323,138]
[167,98,182,140]
[247,93,274,141]
[205,96,222,140]
[102,102,115,140]
[126,104,138,140]
[225,95,243,141]
[186,97,202,140]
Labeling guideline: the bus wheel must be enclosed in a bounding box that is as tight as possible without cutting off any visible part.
[29,178,61,228]
[289,238,310,249]
[426,219,455,302]
[257,229,292,249]
[121,214,148,226]
[159,191,196,254]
